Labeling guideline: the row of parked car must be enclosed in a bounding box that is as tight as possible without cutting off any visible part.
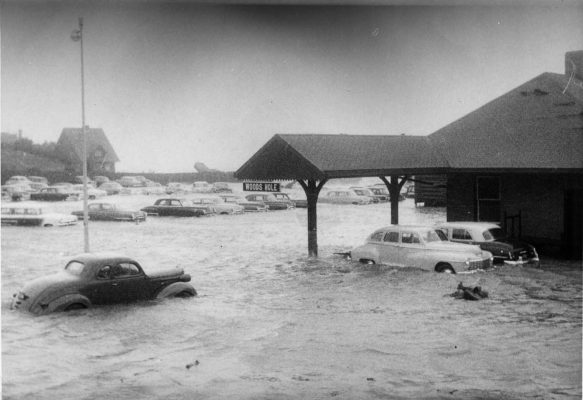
[348,221,539,274]
[0,174,246,201]
[0,191,302,226]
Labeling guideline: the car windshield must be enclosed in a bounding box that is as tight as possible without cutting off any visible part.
[423,229,448,242]
[65,261,85,276]
[484,228,506,241]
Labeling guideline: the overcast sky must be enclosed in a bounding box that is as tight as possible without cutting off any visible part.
[1,1,582,173]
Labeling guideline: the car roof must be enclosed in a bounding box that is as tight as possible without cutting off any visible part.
[373,224,437,231]
[436,221,500,229]
[69,252,137,265]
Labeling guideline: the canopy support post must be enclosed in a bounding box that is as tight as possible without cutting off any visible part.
[380,175,408,225]
[297,178,328,257]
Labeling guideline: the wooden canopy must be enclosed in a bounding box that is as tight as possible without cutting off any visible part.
[235,134,448,180]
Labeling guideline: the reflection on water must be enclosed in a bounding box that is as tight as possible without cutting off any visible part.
[2,198,581,399]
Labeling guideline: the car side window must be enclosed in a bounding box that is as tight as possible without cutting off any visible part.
[402,232,420,244]
[370,231,384,242]
[452,229,472,240]
[111,263,141,278]
[97,265,111,280]
[383,231,399,243]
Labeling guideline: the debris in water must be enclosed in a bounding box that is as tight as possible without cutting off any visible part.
[450,283,489,301]
[186,360,200,369]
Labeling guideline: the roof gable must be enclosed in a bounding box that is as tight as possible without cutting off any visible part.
[235,134,448,180]
[58,127,120,163]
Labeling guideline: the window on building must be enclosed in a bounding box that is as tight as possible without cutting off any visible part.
[477,176,501,222]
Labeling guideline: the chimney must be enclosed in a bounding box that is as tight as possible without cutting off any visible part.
[565,50,583,82]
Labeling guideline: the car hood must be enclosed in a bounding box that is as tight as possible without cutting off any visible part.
[489,238,532,251]
[425,241,484,255]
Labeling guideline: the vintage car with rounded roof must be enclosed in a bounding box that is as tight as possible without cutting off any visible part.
[218,194,269,212]
[350,225,493,273]
[244,193,292,210]
[72,202,147,222]
[434,221,539,267]
[319,189,372,205]
[10,252,196,314]
[190,195,244,214]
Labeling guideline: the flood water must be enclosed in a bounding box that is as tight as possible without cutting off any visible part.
[2,196,581,399]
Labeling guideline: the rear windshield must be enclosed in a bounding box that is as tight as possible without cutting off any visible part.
[65,261,85,276]
[484,228,506,241]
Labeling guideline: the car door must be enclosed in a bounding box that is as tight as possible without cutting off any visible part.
[156,199,172,216]
[399,230,425,269]
[85,264,118,304]
[108,262,148,302]
[87,203,102,220]
[378,230,402,266]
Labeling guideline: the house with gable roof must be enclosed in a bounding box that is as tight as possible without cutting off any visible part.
[56,126,119,175]
[429,51,583,258]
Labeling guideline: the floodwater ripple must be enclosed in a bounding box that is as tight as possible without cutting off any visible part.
[2,196,581,399]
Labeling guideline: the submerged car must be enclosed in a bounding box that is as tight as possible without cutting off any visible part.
[245,193,293,210]
[350,225,493,273]
[72,202,147,222]
[212,182,233,193]
[141,198,208,217]
[218,194,269,212]
[320,189,372,205]
[10,253,197,314]
[2,205,78,227]
[99,181,123,195]
[30,186,78,201]
[71,184,107,200]
[434,222,539,267]
[190,196,243,215]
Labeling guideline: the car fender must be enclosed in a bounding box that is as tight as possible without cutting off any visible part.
[156,282,197,299]
[351,244,380,264]
[47,294,91,313]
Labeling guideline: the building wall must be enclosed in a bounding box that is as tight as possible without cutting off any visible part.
[447,173,583,257]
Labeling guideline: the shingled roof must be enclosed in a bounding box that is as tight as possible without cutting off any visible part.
[237,52,583,181]
[429,71,583,172]
[57,127,120,164]
[235,134,448,180]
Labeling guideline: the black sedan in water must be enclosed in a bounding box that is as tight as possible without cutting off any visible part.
[435,221,539,267]
[140,198,208,217]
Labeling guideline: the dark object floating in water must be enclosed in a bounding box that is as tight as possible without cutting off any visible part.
[451,283,489,301]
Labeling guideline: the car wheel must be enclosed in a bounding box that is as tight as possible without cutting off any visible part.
[436,263,455,274]
[64,303,87,311]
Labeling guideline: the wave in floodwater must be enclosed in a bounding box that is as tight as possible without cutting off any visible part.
[2,198,581,400]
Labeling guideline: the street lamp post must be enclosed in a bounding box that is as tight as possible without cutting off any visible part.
[72,17,90,253]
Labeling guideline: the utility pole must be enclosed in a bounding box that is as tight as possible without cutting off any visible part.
[72,17,90,252]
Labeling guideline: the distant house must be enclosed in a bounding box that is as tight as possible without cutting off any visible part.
[1,132,20,145]
[57,127,119,174]
[429,51,583,258]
